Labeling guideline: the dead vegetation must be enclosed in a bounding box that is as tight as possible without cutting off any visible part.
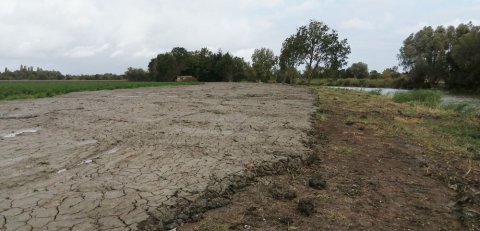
[181,87,479,231]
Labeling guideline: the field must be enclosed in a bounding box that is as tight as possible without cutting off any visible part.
[1,83,479,231]
[0,83,315,230]
[0,81,200,100]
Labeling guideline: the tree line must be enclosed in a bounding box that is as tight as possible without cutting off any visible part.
[0,65,123,81]
[125,20,352,83]
[2,19,478,91]
[399,22,480,90]
[340,22,480,91]
[145,47,254,82]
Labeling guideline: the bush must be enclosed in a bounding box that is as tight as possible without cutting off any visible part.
[393,90,442,107]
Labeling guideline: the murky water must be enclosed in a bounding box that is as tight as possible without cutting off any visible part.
[329,86,480,110]
[329,87,408,96]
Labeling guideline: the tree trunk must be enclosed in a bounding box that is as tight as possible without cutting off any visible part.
[307,58,314,85]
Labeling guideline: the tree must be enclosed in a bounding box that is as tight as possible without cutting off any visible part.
[398,22,478,89]
[398,26,452,87]
[448,26,480,89]
[148,47,193,82]
[125,67,149,81]
[348,62,369,78]
[147,47,253,82]
[382,66,401,79]
[252,48,278,82]
[369,70,382,79]
[280,20,351,84]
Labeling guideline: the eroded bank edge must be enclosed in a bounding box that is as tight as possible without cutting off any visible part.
[137,87,320,231]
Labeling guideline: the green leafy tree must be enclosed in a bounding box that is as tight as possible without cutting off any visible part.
[348,62,369,78]
[449,26,480,89]
[399,22,479,89]
[147,47,253,82]
[125,67,149,81]
[252,48,278,82]
[280,20,351,84]
[148,47,193,82]
[369,70,382,79]
[398,26,452,87]
[382,66,401,79]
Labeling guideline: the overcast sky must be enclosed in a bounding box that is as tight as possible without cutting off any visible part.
[1,0,479,75]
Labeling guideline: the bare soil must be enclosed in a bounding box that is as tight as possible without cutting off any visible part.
[0,83,315,231]
[182,88,479,231]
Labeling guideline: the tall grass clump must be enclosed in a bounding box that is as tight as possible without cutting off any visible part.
[393,90,442,107]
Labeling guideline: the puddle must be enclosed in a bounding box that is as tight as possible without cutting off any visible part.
[329,86,408,96]
[0,128,38,138]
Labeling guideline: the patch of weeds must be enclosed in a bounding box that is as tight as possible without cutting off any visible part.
[433,123,480,146]
[337,183,363,197]
[305,152,321,166]
[315,192,331,202]
[332,146,353,154]
[442,103,478,118]
[393,90,442,107]
[315,112,329,121]
[325,210,347,223]
[443,103,471,112]
[200,224,231,231]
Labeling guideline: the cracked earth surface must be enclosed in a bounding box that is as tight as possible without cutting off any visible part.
[0,83,315,231]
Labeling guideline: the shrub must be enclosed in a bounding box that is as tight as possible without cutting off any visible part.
[393,90,442,107]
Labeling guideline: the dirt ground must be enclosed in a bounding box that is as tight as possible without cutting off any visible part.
[0,83,316,231]
[182,87,479,231]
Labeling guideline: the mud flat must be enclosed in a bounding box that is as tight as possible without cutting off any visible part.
[0,83,315,230]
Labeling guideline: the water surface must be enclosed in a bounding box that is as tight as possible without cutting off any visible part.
[329,86,480,110]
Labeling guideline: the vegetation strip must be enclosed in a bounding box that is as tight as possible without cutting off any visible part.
[0,81,201,100]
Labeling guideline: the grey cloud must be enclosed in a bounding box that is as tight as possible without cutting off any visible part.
[0,0,478,74]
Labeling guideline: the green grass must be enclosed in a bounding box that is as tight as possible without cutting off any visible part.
[199,224,230,231]
[316,86,480,196]
[393,89,442,107]
[434,123,480,147]
[0,81,201,100]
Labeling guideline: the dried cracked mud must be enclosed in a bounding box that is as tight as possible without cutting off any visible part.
[0,83,315,231]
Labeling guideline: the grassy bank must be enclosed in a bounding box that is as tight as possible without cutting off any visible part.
[310,78,413,89]
[319,87,479,186]
[393,89,443,107]
[0,81,201,100]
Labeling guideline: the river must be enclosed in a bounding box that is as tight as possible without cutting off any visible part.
[329,86,480,110]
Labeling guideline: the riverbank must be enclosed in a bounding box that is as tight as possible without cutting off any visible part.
[311,78,480,96]
[181,86,479,230]
[328,86,480,112]
[310,78,412,89]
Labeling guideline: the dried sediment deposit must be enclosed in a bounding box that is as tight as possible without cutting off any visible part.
[0,83,315,230]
